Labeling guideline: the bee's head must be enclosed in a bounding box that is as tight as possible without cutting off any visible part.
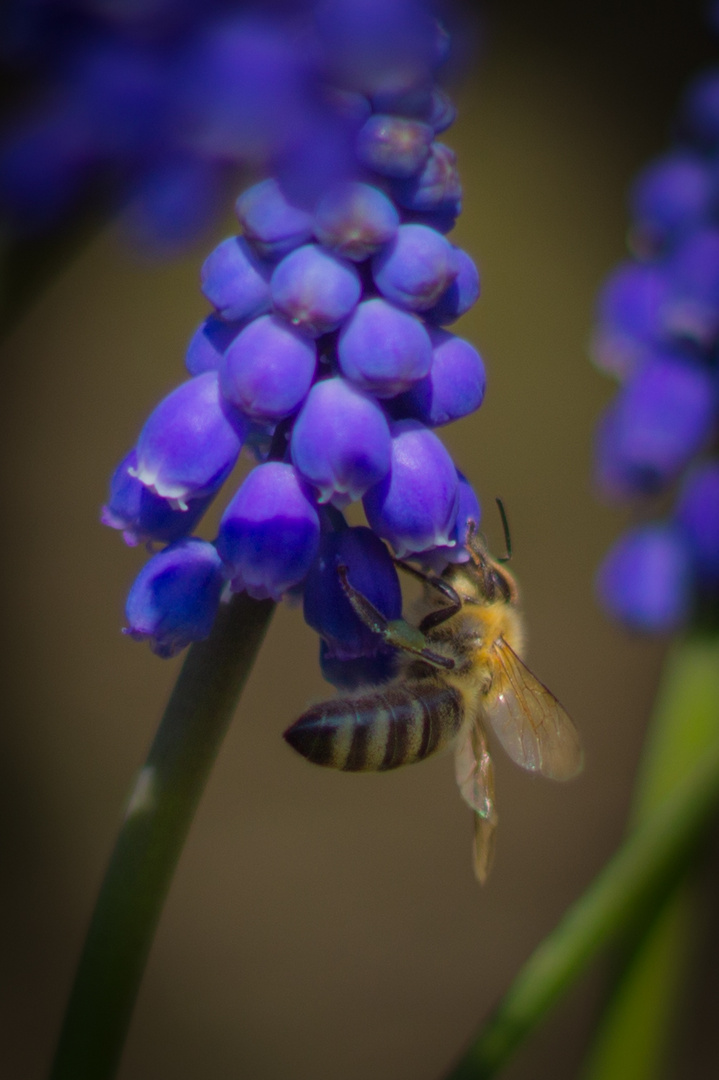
[464,520,518,605]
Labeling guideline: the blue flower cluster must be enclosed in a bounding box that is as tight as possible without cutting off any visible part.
[102,0,486,683]
[592,67,719,632]
[1,0,448,251]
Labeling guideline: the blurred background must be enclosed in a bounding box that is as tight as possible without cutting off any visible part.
[2,1,718,1077]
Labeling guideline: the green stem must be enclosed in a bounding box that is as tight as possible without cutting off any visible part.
[49,592,275,1080]
[580,637,719,1080]
[446,636,719,1080]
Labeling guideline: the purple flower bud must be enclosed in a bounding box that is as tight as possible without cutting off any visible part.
[596,352,714,499]
[220,313,317,420]
[217,462,320,600]
[319,639,397,690]
[314,182,399,261]
[185,314,244,376]
[337,297,433,397]
[390,328,486,427]
[135,372,246,505]
[303,525,402,659]
[315,0,438,97]
[102,450,214,547]
[675,462,719,586]
[629,153,713,251]
[596,524,693,633]
[363,419,459,557]
[391,142,462,213]
[662,227,719,346]
[419,470,482,569]
[591,261,670,379]
[270,243,362,337]
[372,223,456,311]
[290,376,392,504]
[235,177,314,260]
[124,539,226,658]
[355,114,434,178]
[200,235,272,322]
[424,246,480,325]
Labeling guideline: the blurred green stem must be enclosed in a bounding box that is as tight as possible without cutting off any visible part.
[580,637,719,1080]
[446,636,719,1080]
[49,592,275,1080]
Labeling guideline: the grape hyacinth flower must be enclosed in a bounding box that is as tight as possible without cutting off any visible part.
[592,65,719,632]
[101,0,487,672]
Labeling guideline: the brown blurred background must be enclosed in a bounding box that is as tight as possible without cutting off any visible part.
[2,2,718,1078]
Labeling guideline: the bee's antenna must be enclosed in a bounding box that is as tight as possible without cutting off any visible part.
[495,498,512,562]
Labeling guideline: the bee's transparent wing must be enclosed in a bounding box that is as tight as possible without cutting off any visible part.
[483,638,583,781]
[454,722,498,884]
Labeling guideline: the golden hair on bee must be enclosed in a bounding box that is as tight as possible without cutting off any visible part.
[284,522,582,883]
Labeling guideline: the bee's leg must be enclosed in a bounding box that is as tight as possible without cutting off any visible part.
[337,565,455,670]
[394,560,463,633]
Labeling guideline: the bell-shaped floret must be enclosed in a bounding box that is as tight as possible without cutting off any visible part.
[319,639,397,690]
[675,462,719,586]
[390,328,485,426]
[372,223,456,311]
[391,142,461,214]
[595,351,714,499]
[314,182,399,261]
[355,113,433,177]
[590,261,670,379]
[200,235,272,322]
[185,313,244,376]
[124,538,226,658]
[135,372,246,505]
[418,470,481,570]
[290,377,391,504]
[629,153,713,251]
[363,419,459,557]
[270,243,362,337]
[596,523,693,632]
[338,297,432,397]
[217,462,320,600]
[220,313,317,420]
[425,247,480,325]
[314,0,439,98]
[235,177,314,259]
[102,450,214,547]
[662,227,719,346]
[303,524,402,659]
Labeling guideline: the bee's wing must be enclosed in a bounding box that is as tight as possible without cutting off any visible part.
[454,722,498,884]
[483,638,583,781]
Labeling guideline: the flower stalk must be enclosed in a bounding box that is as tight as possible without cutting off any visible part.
[445,635,719,1080]
[50,592,274,1080]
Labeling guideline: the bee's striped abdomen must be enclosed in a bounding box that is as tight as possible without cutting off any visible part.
[284,681,464,772]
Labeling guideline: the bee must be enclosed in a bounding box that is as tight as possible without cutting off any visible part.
[283,522,583,882]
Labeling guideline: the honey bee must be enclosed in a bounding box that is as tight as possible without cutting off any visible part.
[283,523,583,882]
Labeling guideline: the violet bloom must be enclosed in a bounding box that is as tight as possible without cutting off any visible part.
[107,2,490,666]
[592,60,719,633]
[102,450,214,547]
[597,525,693,633]
[217,463,320,601]
[124,539,226,658]
[134,372,246,506]
[363,419,460,557]
[290,377,392,505]
[337,298,433,397]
